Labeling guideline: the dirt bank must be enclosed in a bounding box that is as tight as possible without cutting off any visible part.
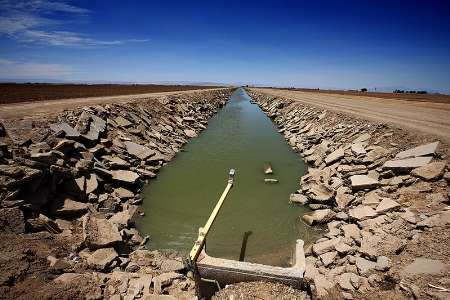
[0,88,229,119]
[0,83,224,104]
[246,89,449,300]
[0,88,233,299]
[250,88,450,142]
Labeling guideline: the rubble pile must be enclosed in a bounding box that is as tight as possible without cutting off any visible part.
[0,88,233,298]
[248,90,449,300]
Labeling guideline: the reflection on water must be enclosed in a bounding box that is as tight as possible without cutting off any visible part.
[137,88,322,266]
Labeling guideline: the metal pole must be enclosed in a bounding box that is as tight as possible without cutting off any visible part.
[189,169,235,263]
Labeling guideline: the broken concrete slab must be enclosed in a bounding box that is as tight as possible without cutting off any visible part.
[349,205,377,221]
[289,193,308,205]
[355,257,377,276]
[115,116,133,127]
[352,133,371,143]
[184,129,197,138]
[313,237,341,255]
[375,198,400,214]
[113,187,135,200]
[395,141,439,159]
[124,141,155,160]
[410,161,446,181]
[383,156,433,172]
[52,197,89,217]
[325,148,345,165]
[350,175,379,190]
[302,209,336,226]
[112,170,140,184]
[87,248,118,271]
[50,122,80,138]
[152,272,183,294]
[83,214,122,250]
[351,143,366,155]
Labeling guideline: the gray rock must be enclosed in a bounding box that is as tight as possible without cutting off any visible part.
[383,156,433,172]
[50,122,80,138]
[375,198,400,214]
[335,242,353,254]
[30,151,57,165]
[350,175,379,190]
[351,143,366,155]
[152,272,183,294]
[112,170,140,184]
[87,248,118,270]
[302,209,336,225]
[53,139,75,154]
[325,148,345,165]
[313,274,336,299]
[109,208,136,230]
[411,162,446,181]
[320,251,337,267]
[355,257,377,276]
[124,141,155,160]
[395,141,439,159]
[341,223,361,240]
[113,187,135,199]
[290,193,308,205]
[313,237,341,255]
[353,133,371,143]
[375,256,391,271]
[184,129,197,138]
[335,193,355,209]
[85,174,98,194]
[338,272,360,291]
[160,259,185,272]
[52,197,89,217]
[115,116,133,127]
[83,214,122,250]
[349,205,377,221]
[307,183,335,202]
[104,156,130,168]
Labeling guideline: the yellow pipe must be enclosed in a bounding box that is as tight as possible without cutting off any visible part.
[189,170,235,263]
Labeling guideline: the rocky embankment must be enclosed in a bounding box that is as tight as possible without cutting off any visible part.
[247,89,449,300]
[0,88,233,299]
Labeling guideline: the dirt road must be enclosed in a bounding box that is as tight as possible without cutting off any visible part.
[0,88,227,119]
[250,88,450,141]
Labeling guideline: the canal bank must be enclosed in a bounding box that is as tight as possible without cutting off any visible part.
[138,88,321,266]
[245,88,449,300]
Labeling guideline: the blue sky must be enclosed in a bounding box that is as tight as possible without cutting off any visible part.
[0,0,449,92]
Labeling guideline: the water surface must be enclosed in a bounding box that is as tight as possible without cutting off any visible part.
[137,88,320,266]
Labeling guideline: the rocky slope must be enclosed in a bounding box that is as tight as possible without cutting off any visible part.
[247,89,449,300]
[0,88,233,299]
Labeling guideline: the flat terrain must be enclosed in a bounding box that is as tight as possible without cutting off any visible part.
[250,88,450,141]
[275,87,450,104]
[0,87,227,119]
[0,83,222,104]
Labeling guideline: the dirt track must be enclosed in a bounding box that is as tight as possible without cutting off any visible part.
[250,88,450,142]
[0,88,226,119]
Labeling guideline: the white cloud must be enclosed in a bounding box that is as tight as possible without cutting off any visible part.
[0,0,148,47]
[0,58,73,78]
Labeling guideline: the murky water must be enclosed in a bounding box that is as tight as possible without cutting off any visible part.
[137,88,321,266]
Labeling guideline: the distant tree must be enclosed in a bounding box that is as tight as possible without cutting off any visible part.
[393,89,404,93]
[417,90,428,94]
[360,88,368,92]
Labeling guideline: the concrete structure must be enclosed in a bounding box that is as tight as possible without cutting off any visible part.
[195,239,307,289]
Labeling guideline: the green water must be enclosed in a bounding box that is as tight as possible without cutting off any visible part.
[137,88,320,266]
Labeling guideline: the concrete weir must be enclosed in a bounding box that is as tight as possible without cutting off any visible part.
[195,239,307,289]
